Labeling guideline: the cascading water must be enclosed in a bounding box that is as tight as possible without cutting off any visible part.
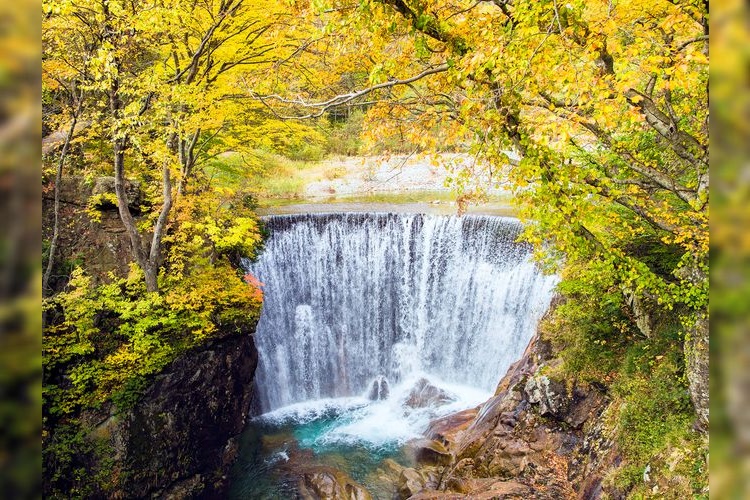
[230,212,557,498]
[246,213,556,411]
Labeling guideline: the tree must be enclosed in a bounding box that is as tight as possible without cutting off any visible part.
[43,0,292,292]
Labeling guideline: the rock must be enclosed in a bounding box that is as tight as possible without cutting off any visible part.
[409,438,453,466]
[298,466,372,500]
[404,378,456,409]
[43,175,149,290]
[524,375,568,418]
[408,479,530,499]
[88,331,259,498]
[485,439,531,477]
[91,176,144,211]
[425,407,478,449]
[398,468,425,499]
[525,378,605,430]
[564,385,605,429]
[381,458,405,476]
[470,479,530,499]
[367,375,390,401]
[407,492,465,500]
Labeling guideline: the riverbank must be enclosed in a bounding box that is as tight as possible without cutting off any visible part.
[256,199,516,217]
[211,151,516,214]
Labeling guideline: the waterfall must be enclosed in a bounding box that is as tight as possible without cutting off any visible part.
[245,213,557,412]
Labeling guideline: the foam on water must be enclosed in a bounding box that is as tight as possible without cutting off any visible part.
[253,372,491,451]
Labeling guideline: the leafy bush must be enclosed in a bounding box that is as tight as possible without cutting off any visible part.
[86,193,118,223]
[43,260,262,419]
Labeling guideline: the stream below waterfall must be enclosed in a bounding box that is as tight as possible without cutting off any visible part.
[228,213,557,499]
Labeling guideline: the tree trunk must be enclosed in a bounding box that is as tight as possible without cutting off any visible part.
[143,263,159,294]
[108,41,167,293]
[145,161,174,292]
[112,137,154,289]
[685,313,709,431]
[43,91,82,296]
[177,129,200,195]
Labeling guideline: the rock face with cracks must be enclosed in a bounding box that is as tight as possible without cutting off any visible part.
[401,327,615,499]
[83,328,259,498]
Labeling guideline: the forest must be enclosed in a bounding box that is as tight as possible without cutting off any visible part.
[42,0,709,498]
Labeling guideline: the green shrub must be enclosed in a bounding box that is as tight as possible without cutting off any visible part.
[545,261,707,497]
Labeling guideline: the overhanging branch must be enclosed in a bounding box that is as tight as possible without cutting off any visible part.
[249,63,450,119]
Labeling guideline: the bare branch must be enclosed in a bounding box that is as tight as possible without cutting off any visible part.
[250,63,450,119]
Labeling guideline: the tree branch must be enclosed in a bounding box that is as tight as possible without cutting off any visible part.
[250,63,450,119]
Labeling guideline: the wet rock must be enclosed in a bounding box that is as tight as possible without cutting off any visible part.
[398,468,425,499]
[404,378,456,409]
[425,407,478,449]
[381,458,405,476]
[454,389,522,461]
[367,375,390,401]
[409,438,453,466]
[298,466,372,500]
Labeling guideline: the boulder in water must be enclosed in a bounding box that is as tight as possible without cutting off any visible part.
[403,378,456,409]
[297,466,372,500]
[367,375,390,401]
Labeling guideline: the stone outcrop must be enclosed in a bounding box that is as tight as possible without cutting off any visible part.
[403,377,456,409]
[42,176,148,289]
[87,330,258,498]
[91,176,145,212]
[406,330,615,499]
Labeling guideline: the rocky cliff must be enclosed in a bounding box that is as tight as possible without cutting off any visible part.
[87,329,258,498]
[426,337,610,498]
[392,300,624,499]
[390,326,614,499]
[392,298,707,499]
[43,177,261,498]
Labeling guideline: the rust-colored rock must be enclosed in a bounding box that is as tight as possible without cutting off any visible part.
[403,308,616,499]
[298,466,372,500]
[409,438,453,466]
[425,407,478,449]
[398,468,425,499]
